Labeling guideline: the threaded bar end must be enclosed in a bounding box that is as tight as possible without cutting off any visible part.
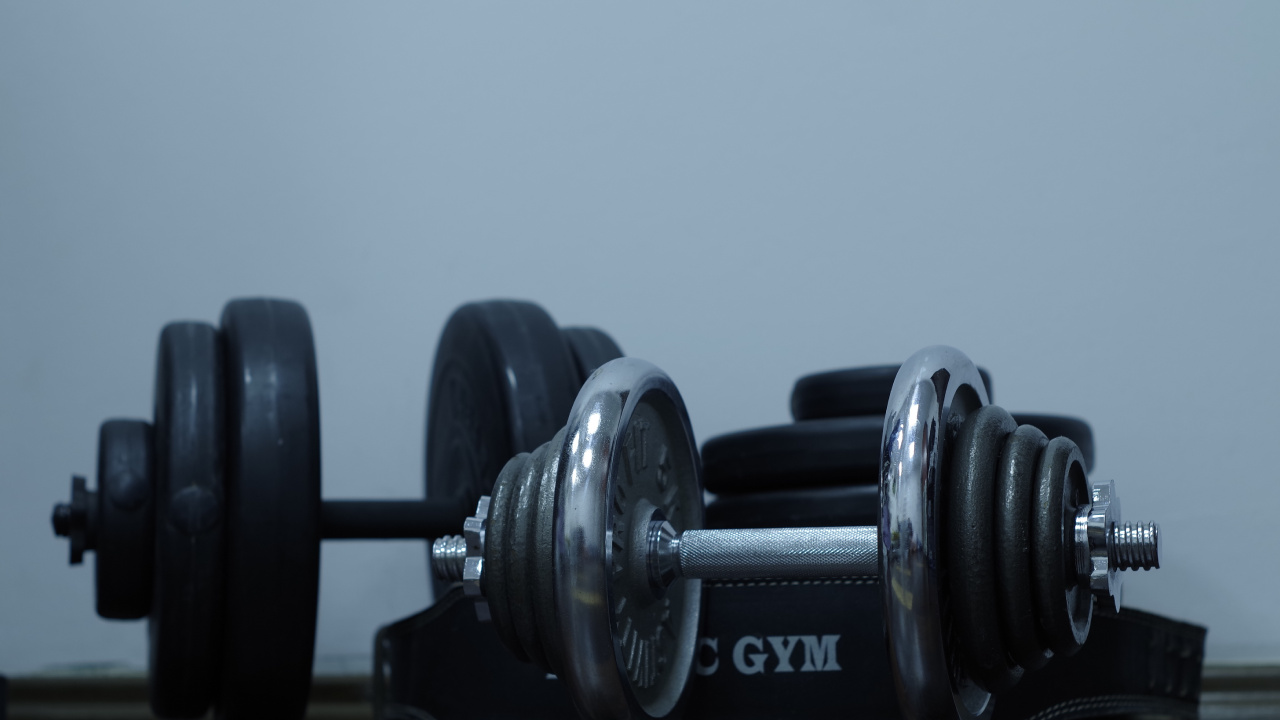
[431,535,468,581]
[1109,522,1160,570]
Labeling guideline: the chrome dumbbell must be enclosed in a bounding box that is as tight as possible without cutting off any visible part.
[431,348,1161,720]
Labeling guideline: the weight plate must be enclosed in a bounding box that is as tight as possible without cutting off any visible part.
[149,322,225,718]
[554,359,702,720]
[881,346,992,720]
[1011,414,1094,472]
[791,365,994,421]
[561,326,624,384]
[483,450,527,664]
[705,484,879,529]
[948,406,1022,693]
[994,424,1053,671]
[482,433,566,672]
[218,299,322,718]
[425,300,581,527]
[1031,437,1092,658]
[700,416,881,494]
[94,419,154,620]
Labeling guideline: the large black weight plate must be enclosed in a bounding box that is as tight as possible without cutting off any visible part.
[1011,414,1094,472]
[426,301,581,514]
[1031,437,1092,658]
[218,299,322,719]
[994,424,1052,671]
[149,322,224,718]
[94,419,154,620]
[701,417,881,494]
[791,365,994,421]
[425,302,584,595]
[705,485,879,529]
[560,326,624,384]
[948,406,1022,693]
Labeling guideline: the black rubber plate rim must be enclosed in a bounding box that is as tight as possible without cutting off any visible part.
[700,416,882,494]
[149,322,225,719]
[218,298,322,718]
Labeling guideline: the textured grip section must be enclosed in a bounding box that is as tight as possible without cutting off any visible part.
[678,526,878,580]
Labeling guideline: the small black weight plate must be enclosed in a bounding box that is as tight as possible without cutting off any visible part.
[701,417,881,494]
[482,452,527,664]
[425,301,581,516]
[94,419,154,620]
[1031,437,1092,658]
[791,365,994,421]
[948,405,1022,693]
[560,326,624,384]
[218,299,322,719]
[994,424,1052,671]
[1011,414,1094,472]
[149,322,224,718]
[705,485,880,529]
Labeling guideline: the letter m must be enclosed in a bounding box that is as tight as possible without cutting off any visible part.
[799,635,841,672]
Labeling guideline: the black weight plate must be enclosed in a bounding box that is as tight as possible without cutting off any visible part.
[791,365,994,421]
[483,452,527,664]
[705,485,880,530]
[149,322,224,718]
[701,417,882,494]
[948,405,1022,693]
[994,424,1053,671]
[1031,437,1092,658]
[560,326,624,384]
[218,299,322,719]
[426,301,581,513]
[1011,414,1094,472]
[94,419,154,620]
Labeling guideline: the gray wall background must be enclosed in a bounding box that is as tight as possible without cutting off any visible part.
[2,3,1277,675]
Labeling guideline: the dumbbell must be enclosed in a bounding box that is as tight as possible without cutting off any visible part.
[428,348,1161,720]
[50,297,623,720]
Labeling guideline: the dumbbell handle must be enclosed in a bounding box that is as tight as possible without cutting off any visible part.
[648,517,1159,588]
[660,525,880,581]
[319,499,471,540]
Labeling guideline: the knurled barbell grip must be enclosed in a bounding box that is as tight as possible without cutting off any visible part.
[661,526,879,582]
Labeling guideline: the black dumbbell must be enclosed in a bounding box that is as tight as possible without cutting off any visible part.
[51,297,622,720]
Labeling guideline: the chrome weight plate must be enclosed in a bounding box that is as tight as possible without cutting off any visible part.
[554,358,703,720]
[880,346,992,720]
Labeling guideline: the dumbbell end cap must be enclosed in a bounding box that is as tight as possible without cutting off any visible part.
[51,503,72,537]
